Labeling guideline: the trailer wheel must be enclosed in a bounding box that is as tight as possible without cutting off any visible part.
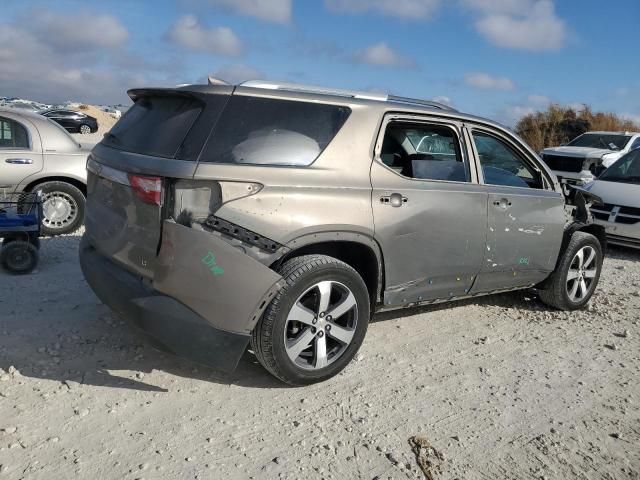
[1,240,39,274]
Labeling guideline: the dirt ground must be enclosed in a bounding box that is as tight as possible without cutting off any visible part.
[0,231,638,479]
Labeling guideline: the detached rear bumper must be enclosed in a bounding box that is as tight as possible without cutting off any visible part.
[79,224,283,373]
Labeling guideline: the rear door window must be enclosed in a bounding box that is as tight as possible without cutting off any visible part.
[103,95,205,159]
[200,96,351,166]
[0,116,29,149]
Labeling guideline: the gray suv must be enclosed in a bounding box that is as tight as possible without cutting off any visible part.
[80,80,606,385]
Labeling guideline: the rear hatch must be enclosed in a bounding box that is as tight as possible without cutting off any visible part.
[85,87,232,278]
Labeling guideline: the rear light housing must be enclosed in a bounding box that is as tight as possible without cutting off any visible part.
[128,174,163,206]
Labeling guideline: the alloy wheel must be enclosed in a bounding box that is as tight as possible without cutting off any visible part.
[566,245,598,302]
[79,124,91,134]
[284,280,358,370]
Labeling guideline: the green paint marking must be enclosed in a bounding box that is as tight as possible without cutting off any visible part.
[202,251,225,276]
[518,257,530,265]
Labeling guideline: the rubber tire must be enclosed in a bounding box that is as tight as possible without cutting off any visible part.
[78,124,91,134]
[251,255,370,386]
[538,231,603,311]
[33,181,85,236]
[1,240,39,274]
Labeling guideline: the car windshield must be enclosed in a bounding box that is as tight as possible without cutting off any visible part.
[568,133,631,151]
[598,149,640,184]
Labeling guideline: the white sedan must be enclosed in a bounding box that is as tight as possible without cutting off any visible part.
[587,149,640,248]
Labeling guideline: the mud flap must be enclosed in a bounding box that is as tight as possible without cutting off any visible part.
[153,220,284,334]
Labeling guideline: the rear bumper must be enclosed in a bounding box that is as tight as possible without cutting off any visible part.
[79,235,250,372]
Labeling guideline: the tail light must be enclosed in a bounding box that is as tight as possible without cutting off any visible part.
[128,174,163,205]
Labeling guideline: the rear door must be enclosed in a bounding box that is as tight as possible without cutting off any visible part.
[467,126,565,292]
[85,89,232,278]
[0,115,43,190]
[371,114,488,306]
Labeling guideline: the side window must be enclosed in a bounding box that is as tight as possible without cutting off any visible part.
[379,122,469,182]
[0,117,29,149]
[472,131,542,189]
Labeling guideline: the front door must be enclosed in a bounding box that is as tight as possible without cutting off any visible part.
[371,115,488,306]
[467,127,565,292]
[0,115,43,191]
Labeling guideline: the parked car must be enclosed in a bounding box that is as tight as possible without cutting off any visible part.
[80,80,606,385]
[40,109,98,135]
[0,108,88,235]
[587,148,640,248]
[541,131,640,191]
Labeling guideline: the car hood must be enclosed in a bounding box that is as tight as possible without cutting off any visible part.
[542,146,617,158]
[588,180,640,207]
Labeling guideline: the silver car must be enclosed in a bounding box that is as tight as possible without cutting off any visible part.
[0,108,88,235]
[588,148,640,248]
[80,80,606,385]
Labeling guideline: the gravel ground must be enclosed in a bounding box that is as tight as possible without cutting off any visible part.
[0,232,638,479]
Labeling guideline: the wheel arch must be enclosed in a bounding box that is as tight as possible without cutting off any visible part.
[563,222,607,256]
[24,176,87,197]
[272,233,384,308]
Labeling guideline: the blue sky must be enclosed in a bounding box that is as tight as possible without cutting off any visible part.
[1,0,639,125]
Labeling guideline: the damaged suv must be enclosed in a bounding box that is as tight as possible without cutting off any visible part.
[80,80,606,385]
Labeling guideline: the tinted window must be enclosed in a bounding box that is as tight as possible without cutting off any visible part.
[599,149,640,184]
[473,131,542,189]
[200,96,351,166]
[0,117,29,149]
[103,96,204,159]
[380,122,468,182]
[631,137,640,150]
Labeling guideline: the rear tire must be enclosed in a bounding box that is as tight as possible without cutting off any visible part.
[33,181,85,236]
[79,124,91,134]
[251,255,370,386]
[538,232,603,311]
[1,240,39,274]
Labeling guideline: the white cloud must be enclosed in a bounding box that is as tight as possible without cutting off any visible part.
[325,0,441,19]
[527,94,551,106]
[212,64,263,84]
[25,10,129,52]
[465,72,515,91]
[468,0,566,51]
[355,42,413,67]
[168,15,243,56]
[0,11,182,105]
[204,0,292,23]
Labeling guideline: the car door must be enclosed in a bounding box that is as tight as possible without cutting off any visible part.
[467,126,565,292]
[0,115,43,191]
[371,114,488,306]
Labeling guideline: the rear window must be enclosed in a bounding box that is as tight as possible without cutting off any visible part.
[200,96,351,166]
[103,96,204,159]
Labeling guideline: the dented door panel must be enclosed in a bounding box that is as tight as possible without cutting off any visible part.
[371,162,488,305]
[153,220,284,334]
[473,188,564,291]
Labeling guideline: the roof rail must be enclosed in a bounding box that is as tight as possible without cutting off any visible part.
[387,95,457,112]
[240,80,388,101]
[240,80,457,111]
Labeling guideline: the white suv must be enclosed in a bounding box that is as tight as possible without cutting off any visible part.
[541,131,640,190]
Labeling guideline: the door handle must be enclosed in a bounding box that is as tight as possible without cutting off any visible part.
[493,198,512,209]
[5,158,33,165]
[380,193,408,207]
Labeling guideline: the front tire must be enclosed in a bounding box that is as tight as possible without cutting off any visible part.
[538,232,603,311]
[34,181,85,236]
[251,255,370,386]
[79,124,91,135]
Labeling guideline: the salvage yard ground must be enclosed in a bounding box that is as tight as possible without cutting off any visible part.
[0,231,638,479]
